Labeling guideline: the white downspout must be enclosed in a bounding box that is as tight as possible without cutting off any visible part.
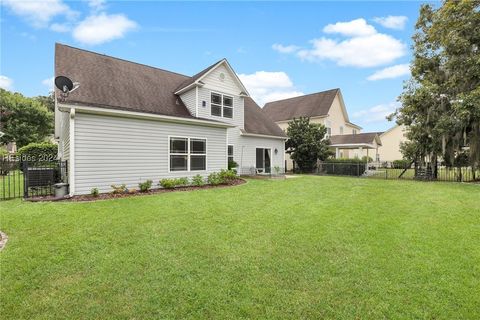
[69,108,75,197]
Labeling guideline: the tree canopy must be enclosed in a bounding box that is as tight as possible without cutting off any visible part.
[0,89,53,148]
[393,0,480,171]
[285,117,332,172]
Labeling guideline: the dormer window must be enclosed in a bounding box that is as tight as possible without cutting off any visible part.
[211,92,233,118]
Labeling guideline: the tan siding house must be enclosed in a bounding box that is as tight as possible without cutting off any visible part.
[377,125,408,162]
[264,89,381,170]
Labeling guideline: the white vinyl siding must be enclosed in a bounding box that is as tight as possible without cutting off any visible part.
[226,127,285,173]
[179,89,196,117]
[73,112,227,195]
[60,111,70,161]
[202,64,242,95]
[194,62,245,129]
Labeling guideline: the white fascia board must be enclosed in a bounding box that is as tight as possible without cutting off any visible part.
[330,143,376,148]
[58,103,235,129]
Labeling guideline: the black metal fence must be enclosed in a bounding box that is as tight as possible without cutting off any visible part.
[0,160,68,200]
[315,161,479,183]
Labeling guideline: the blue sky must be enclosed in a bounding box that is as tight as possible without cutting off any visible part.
[1,1,430,132]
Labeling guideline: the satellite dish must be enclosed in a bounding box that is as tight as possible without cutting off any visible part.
[55,76,74,93]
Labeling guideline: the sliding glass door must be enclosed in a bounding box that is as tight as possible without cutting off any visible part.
[256,148,271,173]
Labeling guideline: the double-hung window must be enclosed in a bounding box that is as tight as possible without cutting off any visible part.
[211,92,233,118]
[228,145,234,163]
[169,137,206,172]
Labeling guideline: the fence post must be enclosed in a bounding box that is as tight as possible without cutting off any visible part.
[23,161,28,198]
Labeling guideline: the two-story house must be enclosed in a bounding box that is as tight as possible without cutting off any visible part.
[263,89,381,170]
[54,44,286,196]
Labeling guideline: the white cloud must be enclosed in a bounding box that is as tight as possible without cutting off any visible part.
[50,22,71,33]
[323,18,376,37]
[275,18,406,68]
[2,0,77,28]
[367,64,410,81]
[238,71,304,106]
[87,0,106,12]
[373,16,408,30]
[272,43,300,54]
[0,75,13,91]
[73,13,137,45]
[352,102,399,124]
[42,77,54,92]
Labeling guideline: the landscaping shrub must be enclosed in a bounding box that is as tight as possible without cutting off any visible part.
[175,177,189,187]
[219,169,237,183]
[138,179,153,192]
[228,160,238,170]
[111,184,127,194]
[191,174,204,186]
[361,156,373,162]
[207,172,222,185]
[392,159,411,169]
[159,179,176,189]
[17,142,57,163]
[91,188,99,197]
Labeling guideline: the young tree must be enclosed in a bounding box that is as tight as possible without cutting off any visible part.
[0,89,53,148]
[285,117,332,172]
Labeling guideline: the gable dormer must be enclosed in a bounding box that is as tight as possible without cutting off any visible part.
[176,59,249,129]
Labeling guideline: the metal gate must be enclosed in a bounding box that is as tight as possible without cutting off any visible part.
[0,160,67,200]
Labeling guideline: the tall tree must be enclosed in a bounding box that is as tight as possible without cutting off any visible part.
[34,92,55,113]
[0,89,53,148]
[286,117,332,172]
[393,0,480,174]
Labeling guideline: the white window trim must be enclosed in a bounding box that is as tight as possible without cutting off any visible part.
[167,135,208,173]
[228,144,234,163]
[210,91,234,119]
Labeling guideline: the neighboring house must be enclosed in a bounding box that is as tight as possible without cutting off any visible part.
[263,88,381,169]
[377,124,408,162]
[54,44,286,196]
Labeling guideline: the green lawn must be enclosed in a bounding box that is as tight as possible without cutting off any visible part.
[1,176,479,319]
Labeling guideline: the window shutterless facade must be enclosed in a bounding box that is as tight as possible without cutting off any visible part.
[211,92,233,118]
[169,137,206,172]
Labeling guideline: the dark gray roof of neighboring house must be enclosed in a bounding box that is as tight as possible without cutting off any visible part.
[174,59,224,93]
[263,88,339,122]
[55,43,194,118]
[243,97,286,138]
[330,132,382,146]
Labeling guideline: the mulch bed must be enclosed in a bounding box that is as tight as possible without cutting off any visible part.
[26,178,246,202]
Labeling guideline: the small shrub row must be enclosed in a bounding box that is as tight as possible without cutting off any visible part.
[92,170,238,196]
[138,179,153,192]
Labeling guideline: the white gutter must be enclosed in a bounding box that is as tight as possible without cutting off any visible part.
[58,103,235,129]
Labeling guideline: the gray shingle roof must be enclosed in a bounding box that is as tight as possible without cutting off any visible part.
[243,98,286,138]
[55,43,193,118]
[263,89,339,122]
[329,133,382,146]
